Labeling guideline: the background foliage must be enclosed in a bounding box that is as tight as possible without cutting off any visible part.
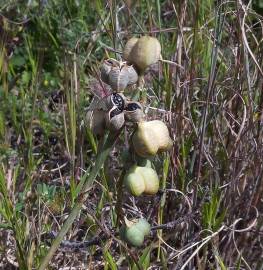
[0,0,262,269]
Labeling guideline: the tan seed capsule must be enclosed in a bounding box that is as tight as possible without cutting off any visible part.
[124,170,145,196]
[86,109,105,135]
[124,36,161,74]
[105,107,125,132]
[126,65,138,85]
[102,93,126,111]
[132,120,172,157]
[101,59,138,91]
[124,165,159,196]
[108,66,129,92]
[137,167,159,195]
[123,37,139,61]
[124,101,144,123]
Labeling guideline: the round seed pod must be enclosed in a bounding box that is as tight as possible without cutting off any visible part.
[124,165,159,196]
[132,122,158,157]
[120,217,150,247]
[132,120,172,157]
[151,120,173,152]
[134,218,151,236]
[124,168,145,196]
[124,101,144,123]
[123,225,145,247]
[105,107,125,132]
[86,109,105,135]
[126,36,161,74]
[137,167,159,195]
[123,37,139,61]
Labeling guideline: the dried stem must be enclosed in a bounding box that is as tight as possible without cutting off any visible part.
[46,212,197,251]
[115,169,126,224]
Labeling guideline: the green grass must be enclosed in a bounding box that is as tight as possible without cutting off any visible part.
[0,0,263,269]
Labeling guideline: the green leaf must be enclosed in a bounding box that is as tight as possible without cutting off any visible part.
[21,71,31,85]
[86,128,97,154]
[215,255,227,270]
[10,55,26,67]
[0,111,5,139]
[0,223,12,229]
[103,250,117,270]
[132,245,152,270]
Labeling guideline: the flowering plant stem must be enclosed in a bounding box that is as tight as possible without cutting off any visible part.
[39,132,119,270]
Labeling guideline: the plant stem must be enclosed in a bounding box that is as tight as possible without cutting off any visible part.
[138,75,147,104]
[46,211,197,250]
[115,169,126,224]
[39,133,119,270]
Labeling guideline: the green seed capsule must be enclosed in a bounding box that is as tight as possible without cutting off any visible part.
[135,218,151,236]
[124,169,145,196]
[120,218,150,247]
[125,226,145,247]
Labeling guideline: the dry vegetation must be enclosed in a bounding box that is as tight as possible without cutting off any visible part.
[0,0,263,269]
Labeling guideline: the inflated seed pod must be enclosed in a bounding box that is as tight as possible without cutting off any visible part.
[86,109,105,135]
[120,217,150,247]
[123,36,161,74]
[125,224,145,247]
[151,120,173,152]
[123,37,139,61]
[132,120,172,157]
[105,107,125,132]
[123,224,144,247]
[124,101,144,123]
[137,166,159,195]
[132,124,158,157]
[124,169,145,196]
[124,166,144,196]
[135,218,151,236]
[124,165,159,196]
